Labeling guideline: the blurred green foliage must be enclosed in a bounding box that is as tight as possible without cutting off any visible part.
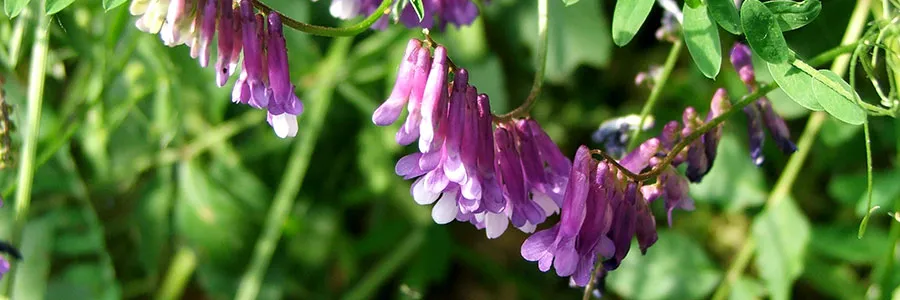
[0,0,897,299]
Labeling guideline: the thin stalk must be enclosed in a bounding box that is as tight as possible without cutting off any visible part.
[155,246,197,300]
[341,228,426,300]
[871,117,900,300]
[2,4,48,296]
[234,37,351,300]
[627,40,684,151]
[710,1,871,298]
[251,0,391,37]
[495,0,548,121]
[582,260,604,300]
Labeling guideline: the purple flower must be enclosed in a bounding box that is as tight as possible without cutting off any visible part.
[703,88,730,171]
[216,0,236,86]
[0,257,7,280]
[758,97,797,154]
[730,42,797,161]
[195,0,217,68]
[396,46,433,145]
[240,1,269,108]
[265,13,304,138]
[681,107,710,182]
[373,39,423,126]
[744,102,766,166]
[521,146,614,286]
[642,167,694,226]
[418,46,450,153]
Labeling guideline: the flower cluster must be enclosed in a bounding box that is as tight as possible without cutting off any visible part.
[129,0,303,138]
[521,88,731,286]
[730,43,797,164]
[374,39,570,238]
[328,0,479,30]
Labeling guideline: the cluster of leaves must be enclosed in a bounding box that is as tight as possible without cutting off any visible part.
[0,0,897,299]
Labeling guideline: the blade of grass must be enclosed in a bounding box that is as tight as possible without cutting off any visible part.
[234,37,352,300]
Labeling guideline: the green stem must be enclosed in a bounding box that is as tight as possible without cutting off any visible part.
[872,117,900,300]
[155,246,197,300]
[341,228,426,300]
[710,1,871,298]
[582,258,604,300]
[495,0,548,121]
[627,39,684,151]
[234,37,351,300]
[251,0,391,37]
[2,4,48,296]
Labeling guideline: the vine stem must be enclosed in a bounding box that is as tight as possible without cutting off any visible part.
[251,0,391,37]
[494,0,548,121]
[710,1,871,299]
[234,37,351,300]
[1,2,48,297]
[627,39,684,151]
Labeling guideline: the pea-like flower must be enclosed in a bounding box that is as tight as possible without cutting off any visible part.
[130,0,305,138]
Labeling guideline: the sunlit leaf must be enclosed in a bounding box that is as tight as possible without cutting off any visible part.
[707,0,742,34]
[45,0,75,14]
[611,0,655,46]
[683,0,722,79]
[102,0,127,11]
[811,69,866,125]
[767,61,824,111]
[765,0,821,31]
[4,0,30,18]
[740,0,791,63]
[562,0,580,6]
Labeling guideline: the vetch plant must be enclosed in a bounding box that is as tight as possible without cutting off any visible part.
[1,0,899,299]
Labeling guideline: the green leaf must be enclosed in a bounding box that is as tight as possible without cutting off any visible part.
[764,0,821,31]
[802,255,867,299]
[740,0,791,63]
[4,0,30,18]
[562,0,580,6]
[827,169,900,215]
[810,224,888,264]
[408,0,425,22]
[102,0,128,11]
[752,199,810,300]
[606,231,721,300]
[730,276,766,300]
[13,217,56,300]
[45,0,74,14]
[520,0,611,82]
[811,69,866,125]
[767,61,824,111]
[707,0,742,34]
[611,0,655,46]
[683,1,722,79]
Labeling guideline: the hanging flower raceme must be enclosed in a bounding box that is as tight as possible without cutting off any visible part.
[521,86,740,286]
[129,0,304,138]
[730,43,797,164]
[374,39,570,239]
[327,0,479,30]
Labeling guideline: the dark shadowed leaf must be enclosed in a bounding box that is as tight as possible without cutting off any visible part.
[607,231,721,300]
[611,0,656,46]
[765,0,821,31]
[707,0,742,34]
[683,1,722,79]
[741,0,791,63]
[409,0,425,21]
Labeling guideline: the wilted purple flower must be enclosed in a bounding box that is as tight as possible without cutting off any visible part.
[642,167,694,226]
[216,0,236,86]
[703,88,730,171]
[730,42,797,161]
[592,115,655,158]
